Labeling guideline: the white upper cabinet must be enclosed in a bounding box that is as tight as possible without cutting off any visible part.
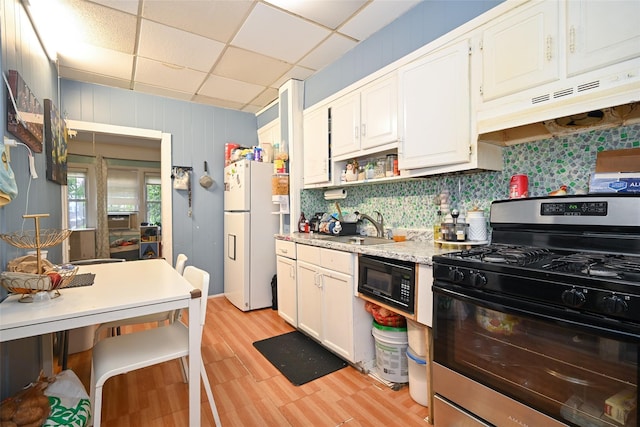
[360,74,398,150]
[481,0,560,101]
[566,0,640,76]
[302,105,330,185]
[331,74,398,159]
[331,92,360,157]
[398,39,472,170]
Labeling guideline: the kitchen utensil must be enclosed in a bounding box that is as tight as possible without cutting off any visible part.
[335,202,344,221]
[199,161,214,189]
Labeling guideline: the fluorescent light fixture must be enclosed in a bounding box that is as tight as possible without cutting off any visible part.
[23,0,84,61]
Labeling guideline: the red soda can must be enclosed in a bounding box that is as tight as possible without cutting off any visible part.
[509,174,528,199]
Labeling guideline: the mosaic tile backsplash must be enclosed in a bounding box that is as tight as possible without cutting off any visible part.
[300,124,640,236]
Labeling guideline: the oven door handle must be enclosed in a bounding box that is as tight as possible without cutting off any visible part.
[432,282,639,341]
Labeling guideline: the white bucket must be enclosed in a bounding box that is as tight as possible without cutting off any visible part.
[406,319,427,357]
[407,345,428,406]
[372,321,408,383]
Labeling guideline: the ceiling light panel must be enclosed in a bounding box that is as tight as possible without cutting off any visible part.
[58,42,133,79]
[142,0,253,43]
[138,20,225,73]
[232,2,331,64]
[265,0,367,29]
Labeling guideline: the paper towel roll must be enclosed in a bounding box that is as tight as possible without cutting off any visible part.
[324,188,347,200]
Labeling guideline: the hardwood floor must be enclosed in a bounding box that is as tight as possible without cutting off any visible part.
[67,296,430,426]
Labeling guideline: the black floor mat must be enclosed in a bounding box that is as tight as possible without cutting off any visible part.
[253,331,348,386]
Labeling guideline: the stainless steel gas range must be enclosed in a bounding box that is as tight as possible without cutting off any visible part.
[431,194,639,427]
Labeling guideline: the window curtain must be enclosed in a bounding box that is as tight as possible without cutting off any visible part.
[95,155,110,258]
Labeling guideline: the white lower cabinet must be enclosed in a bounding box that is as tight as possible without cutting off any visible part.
[296,245,375,367]
[276,240,297,327]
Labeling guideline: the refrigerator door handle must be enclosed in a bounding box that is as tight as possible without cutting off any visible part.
[227,234,236,260]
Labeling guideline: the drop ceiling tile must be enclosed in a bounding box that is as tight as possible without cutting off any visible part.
[89,0,139,15]
[272,66,315,88]
[135,57,207,93]
[58,66,131,90]
[199,75,265,104]
[251,87,279,107]
[138,20,225,72]
[58,44,133,80]
[241,104,263,114]
[265,0,367,29]
[191,93,246,110]
[142,0,253,43]
[340,0,421,41]
[62,0,137,54]
[232,2,331,64]
[214,47,291,87]
[133,82,195,102]
[298,33,357,70]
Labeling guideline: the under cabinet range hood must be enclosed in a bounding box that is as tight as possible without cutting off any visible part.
[479,103,640,146]
[477,60,640,146]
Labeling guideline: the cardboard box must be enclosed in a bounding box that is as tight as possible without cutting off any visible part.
[604,389,636,424]
[589,173,640,193]
[596,148,640,173]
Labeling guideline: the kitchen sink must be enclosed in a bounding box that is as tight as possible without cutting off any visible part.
[316,235,394,246]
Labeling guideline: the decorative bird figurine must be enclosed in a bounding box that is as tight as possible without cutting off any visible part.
[549,185,568,196]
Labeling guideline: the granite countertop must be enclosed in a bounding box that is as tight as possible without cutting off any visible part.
[275,233,459,265]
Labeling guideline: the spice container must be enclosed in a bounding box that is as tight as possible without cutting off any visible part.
[386,154,398,177]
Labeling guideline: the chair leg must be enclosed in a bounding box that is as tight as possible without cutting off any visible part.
[201,361,221,427]
[179,356,188,383]
[89,365,102,427]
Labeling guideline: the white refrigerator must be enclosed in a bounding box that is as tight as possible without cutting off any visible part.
[224,159,279,311]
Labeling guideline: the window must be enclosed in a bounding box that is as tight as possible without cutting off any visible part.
[68,171,88,229]
[107,169,139,213]
[145,174,161,224]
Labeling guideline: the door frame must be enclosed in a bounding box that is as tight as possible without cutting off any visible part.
[62,120,173,264]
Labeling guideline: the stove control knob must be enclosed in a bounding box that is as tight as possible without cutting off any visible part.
[561,288,586,307]
[602,294,628,314]
[448,268,465,283]
[470,272,487,288]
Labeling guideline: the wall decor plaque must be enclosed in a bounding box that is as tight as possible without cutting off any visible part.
[6,70,44,153]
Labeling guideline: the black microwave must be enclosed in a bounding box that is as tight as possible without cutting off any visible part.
[358,254,416,314]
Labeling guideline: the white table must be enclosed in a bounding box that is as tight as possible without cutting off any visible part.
[0,259,203,427]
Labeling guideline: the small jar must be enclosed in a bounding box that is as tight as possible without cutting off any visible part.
[385,154,398,177]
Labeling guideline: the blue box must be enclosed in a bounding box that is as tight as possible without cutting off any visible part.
[589,173,640,193]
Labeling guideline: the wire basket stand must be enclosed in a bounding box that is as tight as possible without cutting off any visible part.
[0,214,75,301]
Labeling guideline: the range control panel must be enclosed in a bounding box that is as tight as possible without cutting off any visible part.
[541,201,607,216]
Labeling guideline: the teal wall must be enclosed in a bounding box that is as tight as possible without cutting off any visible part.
[301,124,640,231]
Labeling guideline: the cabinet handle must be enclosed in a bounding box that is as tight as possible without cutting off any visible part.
[354,126,359,139]
[361,123,366,137]
[569,26,576,54]
[546,35,552,61]
[289,265,295,279]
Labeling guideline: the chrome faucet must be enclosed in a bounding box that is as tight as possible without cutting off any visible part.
[357,211,385,238]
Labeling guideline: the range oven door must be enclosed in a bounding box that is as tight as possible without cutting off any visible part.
[432,282,638,427]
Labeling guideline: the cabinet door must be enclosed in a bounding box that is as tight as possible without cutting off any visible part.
[481,0,560,101]
[331,92,361,157]
[360,74,398,150]
[322,269,354,361]
[258,118,280,148]
[296,260,322,341]
[398,39,471,170]
[566,0,640,76]
[276,255,297,327]
[302,106,330,185]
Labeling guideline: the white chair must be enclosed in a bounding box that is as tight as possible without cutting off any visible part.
[175,253,188,275]
[89,266,220,427]
[92,255,189,343]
